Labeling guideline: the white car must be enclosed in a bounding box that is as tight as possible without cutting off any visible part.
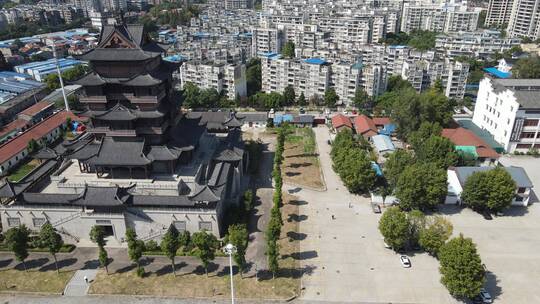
[479,288,493,303]
[400,255,411,268]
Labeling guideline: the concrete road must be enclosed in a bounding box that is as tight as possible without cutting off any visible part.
[289,126,458,304]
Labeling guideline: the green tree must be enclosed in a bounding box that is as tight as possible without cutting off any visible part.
[90,225,109,274]
[461,168,516,213]
[266,240,279,279]
[39,223,63,274]
[338,148,377,194]
[228,224,249,277]
[182,82,202,108]
[98,247,109,274]
[297,92,307,106]
[178,230,191,253]
[192,231,219,276]
[161,224,180,276]
[513,55,540,78]
[407,210,426,248]
[378,207,410,251]
[383,149,415,188]
[408,121,442,150]
[324,88,339,107]
[439,234,485,299]
[395,163,447,211]
[353,88,370,112]
[387,75,413,92]
[283,86,296,106]
[282,41,295,58]
[432,78,444,93]
[419,216,453,256]
[5,225,30,271]
[246,58,261,96]
[407,30,437,51]
[89,225,106,248]
[27,138,40,154]
[126,228,144,274]
[415,135,459,169]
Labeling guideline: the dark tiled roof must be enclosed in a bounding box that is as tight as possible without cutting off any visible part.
[73,73,106,86]
[34,147,59,160]
[89,137,151,166]
[188,185,220,202]
[93,103,137,121]
[146,145,181,161]
[71,185,129,207]
[131,195,196,207]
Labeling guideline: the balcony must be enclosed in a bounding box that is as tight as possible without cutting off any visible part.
[87,127,137,137]
[107,91,166,104]
[80,95,107,103]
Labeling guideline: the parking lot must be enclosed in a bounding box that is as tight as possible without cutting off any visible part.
[292,128,540,303]
[291,127,459,303]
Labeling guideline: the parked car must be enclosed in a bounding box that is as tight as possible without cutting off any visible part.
[479,288,493,303]
[371,204,381,213]
[400,255,411,268]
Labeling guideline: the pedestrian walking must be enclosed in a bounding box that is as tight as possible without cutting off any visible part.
[331,215,335,220]
[83,276,88,284]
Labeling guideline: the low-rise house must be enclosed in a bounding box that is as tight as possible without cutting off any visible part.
[446,166,533,206]
[353,115,378,138]
[441,127,500,166]
[371,134,395,154]
[292,115,314,127]
[331,113,352,132]
[0,111,82,176]
[237,112,268,128]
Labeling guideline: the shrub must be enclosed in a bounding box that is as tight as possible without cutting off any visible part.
[136,266,145,277]
[145,240,159,252]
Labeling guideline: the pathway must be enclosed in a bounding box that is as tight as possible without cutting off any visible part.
[63,269,98,296]
[245,131,275,274]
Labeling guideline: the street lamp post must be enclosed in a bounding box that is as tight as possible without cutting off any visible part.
[223,243,237,304]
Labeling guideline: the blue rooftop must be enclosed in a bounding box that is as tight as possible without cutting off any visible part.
[304,58,327,65]
[483,67,511,79]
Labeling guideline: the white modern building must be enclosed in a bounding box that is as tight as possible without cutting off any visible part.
[472,77,540,152]
[401,3,481,34]
[485,0,514,27]
[179,61,247,100]
[435,30,522,58]
[507,0,540,39]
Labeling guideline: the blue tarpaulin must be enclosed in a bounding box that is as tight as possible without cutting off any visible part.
[371,161,383,176]
[379,124,396,136]
[483,67,511,79]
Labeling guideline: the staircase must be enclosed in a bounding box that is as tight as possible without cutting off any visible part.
[57,227,80,243]
[52,212,82,227]
[124,209,167,241]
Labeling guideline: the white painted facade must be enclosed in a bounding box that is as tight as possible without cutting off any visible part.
[472,77,540,152]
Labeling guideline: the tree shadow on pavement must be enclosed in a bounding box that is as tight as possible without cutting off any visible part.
[282,250,318,260]
[0,258,13,269]
[286,231,307,241]
[155,261,188,276]
[288,200,308,206]
[15,257,48,270]
[39,257,77,272]
[81,259,100,270]
[485,270,502,299]
[193,262,219,276]
[258,265,317,281]
[288,162,312,168]
[287,214,308,222]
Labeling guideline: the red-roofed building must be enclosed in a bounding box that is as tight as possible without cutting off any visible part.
[0,119,28,144]
[0,111,83,175]
[18,101,54,124]
[373,117,391,127]
[441,127,500,165]
[331,114,353,131]
[353,115,378,138]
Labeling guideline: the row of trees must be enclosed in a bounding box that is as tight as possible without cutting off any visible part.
[44,65,90,91]
[331,129,377,194]
[266,126,287,278]
[378,207,485,299]
[181,82,234,109]
[378,30,438,51]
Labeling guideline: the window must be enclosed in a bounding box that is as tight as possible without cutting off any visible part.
[7,217,20,227]
[524,119,539,126]
[173,221,187,232]
[507,118,511,125]
[510,106,514,111]
[33,218,46,228]
[199,221,212,231]
[517,187,527,194]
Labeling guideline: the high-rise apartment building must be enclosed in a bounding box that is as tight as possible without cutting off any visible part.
[507,0,540,39]
[485,0,514,26]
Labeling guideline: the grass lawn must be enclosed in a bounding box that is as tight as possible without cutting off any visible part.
[89,267,297,299]
[0,269,74,294]
[7,159,39,182]
[283,128,324,189]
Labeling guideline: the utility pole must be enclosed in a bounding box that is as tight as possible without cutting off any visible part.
[52,41,69,112]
